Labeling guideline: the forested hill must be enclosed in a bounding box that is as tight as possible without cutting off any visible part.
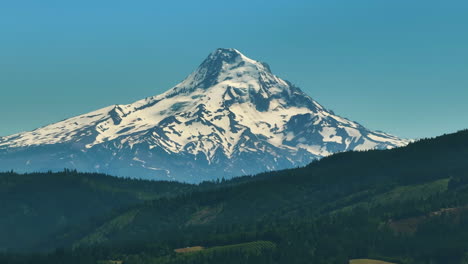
[2,129,468,264]
[0,168,260,252]
[0,171,197,251]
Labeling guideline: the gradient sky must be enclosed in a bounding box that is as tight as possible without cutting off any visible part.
[1,0,467,139]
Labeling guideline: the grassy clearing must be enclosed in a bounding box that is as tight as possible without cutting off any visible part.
[97,261,123,264]
[350,259,396,264]
[163,241,276,262]
[204,240,276,255]
[174,246,204,253]
[127,241,277,264]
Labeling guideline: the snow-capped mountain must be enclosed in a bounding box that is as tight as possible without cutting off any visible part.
[0,48,408,182]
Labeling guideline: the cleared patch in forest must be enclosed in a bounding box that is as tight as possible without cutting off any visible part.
[172,241,276,256]
[388,206,468,234]
[174,246,204,253]
[185,204,223,226]
[350,259,395,264]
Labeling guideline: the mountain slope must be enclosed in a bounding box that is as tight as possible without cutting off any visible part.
[0,48,408,182]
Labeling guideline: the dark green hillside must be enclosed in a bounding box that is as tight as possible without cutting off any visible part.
[2,130,468,263]
[0,170,195,251]
[72,130,468,247]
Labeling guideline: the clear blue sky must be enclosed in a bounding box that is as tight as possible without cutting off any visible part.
[1,0,467,139]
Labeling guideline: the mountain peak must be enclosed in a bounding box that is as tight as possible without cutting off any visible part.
[207,48,258,64]
[202,48,258,68]
[0,49,409,182]
[210,48,242,59]
[167,48,269,96]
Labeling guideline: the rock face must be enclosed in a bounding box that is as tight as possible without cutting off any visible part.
[0,48,408,182]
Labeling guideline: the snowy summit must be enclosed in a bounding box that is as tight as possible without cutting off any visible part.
[0,48,409,182]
